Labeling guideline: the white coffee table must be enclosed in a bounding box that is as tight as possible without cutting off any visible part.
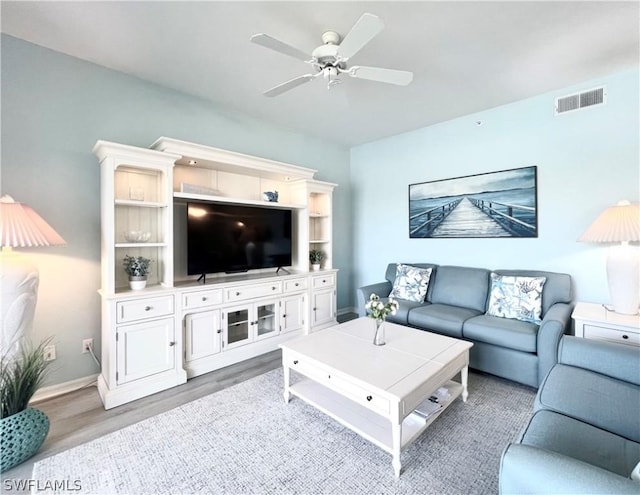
[280,317,473,477]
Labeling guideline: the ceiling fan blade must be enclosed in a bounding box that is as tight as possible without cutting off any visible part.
[263,74,317,97]
[337,13,384,61]
[250,33,309,62]
[348,66,413,86]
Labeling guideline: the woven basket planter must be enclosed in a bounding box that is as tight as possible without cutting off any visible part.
[1,407,49,472]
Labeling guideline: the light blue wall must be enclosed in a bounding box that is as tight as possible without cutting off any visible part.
[351,69,639,306]
[1,35,351,386]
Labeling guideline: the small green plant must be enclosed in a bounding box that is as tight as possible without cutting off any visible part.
[1,338,52,419]
[309,249,326,264]
[123,255,151,277]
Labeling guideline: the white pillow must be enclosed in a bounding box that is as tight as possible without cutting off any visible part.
[389,264,433,303]
[486,273,546,323]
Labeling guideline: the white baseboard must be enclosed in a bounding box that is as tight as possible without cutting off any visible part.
[337,306,358,316]
[31,373,99,404]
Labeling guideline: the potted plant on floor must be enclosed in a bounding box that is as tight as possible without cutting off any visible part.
[309,249,325,271]
[0,338,52,472]
[123,255,151,290]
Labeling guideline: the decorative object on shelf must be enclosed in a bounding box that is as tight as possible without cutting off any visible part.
[123,231,151,243]
[409,166,538,239]
[0,195,66,360]
[309,249,325,271]
[578,200,640,315]
[365,293,399,346]
[1,337,53,472]
[263,191,279,202]
[123,255,152,290]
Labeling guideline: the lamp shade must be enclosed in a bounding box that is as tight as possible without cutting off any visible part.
[578,200,640,243]
[0,195,66,248]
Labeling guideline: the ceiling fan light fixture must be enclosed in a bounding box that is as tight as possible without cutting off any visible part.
[251,12,413,96]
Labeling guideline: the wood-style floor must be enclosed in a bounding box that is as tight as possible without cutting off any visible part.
[2,314,358,492]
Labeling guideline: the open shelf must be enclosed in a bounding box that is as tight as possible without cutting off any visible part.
[289,378,462,455]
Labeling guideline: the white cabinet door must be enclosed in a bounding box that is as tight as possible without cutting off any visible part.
[222,300,280,348]
[184,310,221,362]
[254,300,279,341]
[311,289,335,329]
[116,317,175,384]
[281,295,305,334]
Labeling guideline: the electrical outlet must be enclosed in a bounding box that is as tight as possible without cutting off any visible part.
[44,345,56,361]
[82,339,93,354]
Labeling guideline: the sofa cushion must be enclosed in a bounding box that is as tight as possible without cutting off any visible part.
[385,263,438,301]
[486,273,546,323]
[407,303,481,338]
[519,409,640,477]
[383,298,427,325]
[429,265,490,312]
[389,264,433,302]
[536,364,640,443]
[493,269,572,316]
[463,314,538,353]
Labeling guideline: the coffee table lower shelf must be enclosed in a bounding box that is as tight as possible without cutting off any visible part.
[289,378,463,457]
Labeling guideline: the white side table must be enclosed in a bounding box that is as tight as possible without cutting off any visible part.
[572,302,640,347]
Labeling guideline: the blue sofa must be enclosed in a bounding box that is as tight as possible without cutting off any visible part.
[358,263,573,387]
[500,336,640,494]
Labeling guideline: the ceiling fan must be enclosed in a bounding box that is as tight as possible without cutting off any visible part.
[250,13,413,97]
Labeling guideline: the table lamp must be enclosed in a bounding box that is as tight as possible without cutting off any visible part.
[578,200,640,315]
[0,195,66,358]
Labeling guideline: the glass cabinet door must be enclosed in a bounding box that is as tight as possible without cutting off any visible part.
[255,302,278,340]
[224,308,250,349]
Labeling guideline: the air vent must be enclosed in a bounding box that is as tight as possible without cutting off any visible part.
[555,86,606,115]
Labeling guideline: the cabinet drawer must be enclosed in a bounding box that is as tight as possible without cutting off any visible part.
[312,274,335,289]
[284,278,308,293]
[287,353,389,415]
[584,324,640,347]
[289,354,330,384]
[226,282,282,302]
[182,289,223,310]
[328,373,390,415]
[116,295,174,324]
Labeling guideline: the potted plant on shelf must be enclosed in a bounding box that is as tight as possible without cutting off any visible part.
[123,255,151,290]
[309,249,326,271]
[1,338,53,472]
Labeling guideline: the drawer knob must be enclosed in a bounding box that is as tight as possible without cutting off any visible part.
[235,292,240,296]
[145,306,152,311]
[272,286,277,291]
[295,283,299,287]
[623,334,629,339]
[169,341,175,347]
[202,297,207,301]
[366,395,373,402]
[283,314,287,318]
[322,279,326,283]
[293,360,298,365]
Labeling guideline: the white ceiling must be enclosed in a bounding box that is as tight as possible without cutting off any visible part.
[2,1,638,146]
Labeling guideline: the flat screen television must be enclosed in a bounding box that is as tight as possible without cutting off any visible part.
[187,201,292,276]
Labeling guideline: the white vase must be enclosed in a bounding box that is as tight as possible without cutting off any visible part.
[129,276,147,290]
[311,263,320,271]
[373,318,386,346]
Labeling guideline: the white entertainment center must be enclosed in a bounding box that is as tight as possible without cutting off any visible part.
[93,137,337,409]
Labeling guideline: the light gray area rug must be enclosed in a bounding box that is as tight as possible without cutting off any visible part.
[33,368,535,494]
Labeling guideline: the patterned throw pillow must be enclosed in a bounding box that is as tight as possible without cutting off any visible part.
[486,273,546,323]
[389,264,433,303]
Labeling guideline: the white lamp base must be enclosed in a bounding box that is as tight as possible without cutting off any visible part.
[606,243,640,315]
[0,249,40,358]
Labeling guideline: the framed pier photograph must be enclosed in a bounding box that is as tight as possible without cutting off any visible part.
[408,166,538,238]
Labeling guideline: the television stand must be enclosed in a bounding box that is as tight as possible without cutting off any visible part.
[197,273,207,284]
